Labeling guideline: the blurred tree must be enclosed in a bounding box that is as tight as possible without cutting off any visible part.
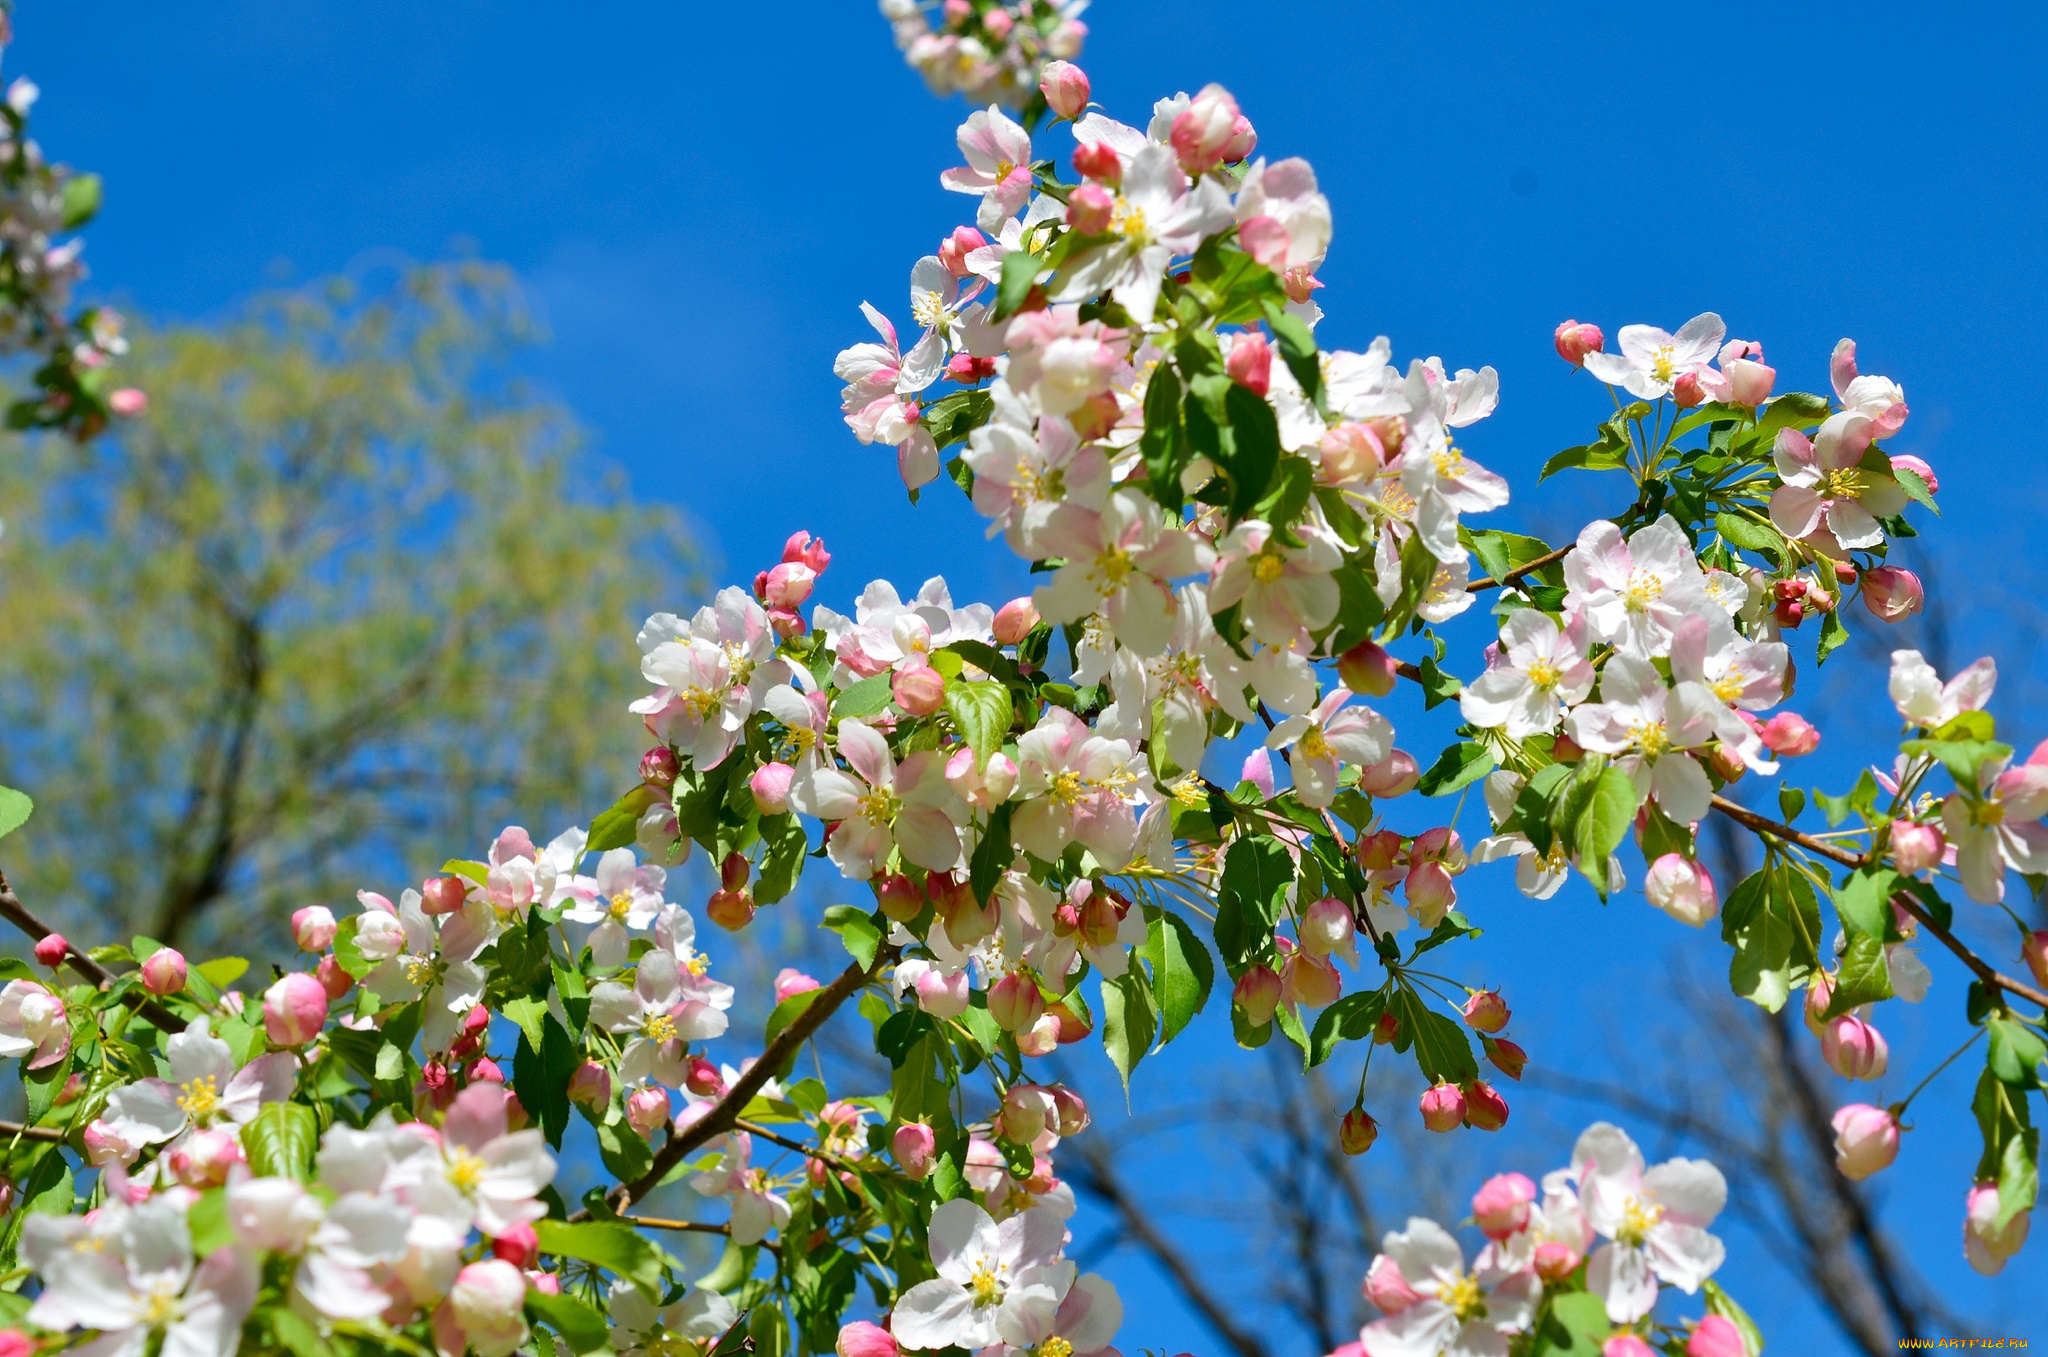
[0,260,696,952]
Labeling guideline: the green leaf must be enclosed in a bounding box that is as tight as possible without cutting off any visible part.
[514,1014,579,1149]
[1997,1126,2040,1232]
[832,672,895,719]
[1139,361,1190,510]
[1816,607,1849,666]
[243,1102,319,1181]
[969,802,1015,905]
[1755,390,1831,438]
[1900,738,2011,787]
[1539,413,1632,481]
[1465,529,1560,586]
[754,811,809,905]
[1137,911,1213,1046]
[1100,969,1157,1090]
[1988,1016,2048,1090]
[1308,990,1385,1068]
[1931,710,1996,742]
[534,1219,666,1301]
[60,174,102,230]
[588,784,660,852]
[595,1118,653,1183]
[525,1290,612,1354]
[0,786,32,841]
[1701,1281,1764,1357]
[1263,301,1321,406]
[502,996,549,1053]
[1417,742,1495,798]
[819,904,882,969]
[1714,510,1787,560]
[1415,655,1462,710]
[1392,988,1477,1084]
[1727,865,1820,1011]
[1891,463,1938,515]
[1219,383,1282,520]
[1832,867,1903,942]
[1215,835,1291,969]
[945,680,1013,771]
[269,1307,338,1357]
[196,957,249,989]
[920,388,995,451]
[994,249,1041,320]
[1536,1290,1614,1355]
[1825,932,1896,1016]
[1569,766,1637,897]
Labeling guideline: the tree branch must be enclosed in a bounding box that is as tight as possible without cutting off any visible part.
[0,867,186,1031]
[1465,541,1575,593]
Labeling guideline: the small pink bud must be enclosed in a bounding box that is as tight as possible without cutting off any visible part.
[1297,897,1355,959]
[748,761,795,816]
[469,1058,505,1084]
[1040,60,1090,120]
[1803,972,1837,1037]
[1221,113,1257,164]
[1419,1082,1465,1133]
[1687,1315,1747,1357]
[140,947,188,996]
[420,875,469,916]
[626,1086,671,1139]
[1076,886,1122,948]
[1280,952,1341,1009]
[912,965,971,1019]
[1225,332,1273,397]
[992,596,1041,645]
[1471,1172,1536,1239]
[1965,1180,2031,1275]
[685,1055,724,1097]
[1723,357,1776,406]
[1403,861,1457,926]
[1553,320,1605,366]
[782,529,831,574]
[1861,566,1925,623]
[1759,711,1820,756]
[1363,1254,1421,1314]
[1672,371,1706,408]
[938,226,985,278]
[981,6,1013,38]
[639,745,680,789]
[490,1222,539,1268]
[1317,422,1385,485]
[838,1320,902,1357]
[1645,854,1718,927]
[1233,965,1282,1027]
[718,852,748,892]
[108,387,148,417]
[1169,83,1242,175]
[706,888,755,931]
[1374,1011,1400,1045]
[0,1331,27,1357]
[1821,1012,1889,1081]
[1890,820,1944,875]
[1049,1084,1090,1137]
[892,664,946,717]
[775,968,821,1003]
[1889,453,1938,494]
[1830,1103,1900,1179]
[999,1083,1055,1144]
[988,971,1046,1032]
[262,973,329,1047]
[32,934,67,968]
[1045,997,1092,1044]
[315,953,352,1000]
[462,1004,491,1040]
[528,1270,559,1295]
[291,906,338,953]
[877,873,923,922]
[1461,990,1509,1034]
[1337,640,1398,697]
[947,353,998,384]
[1532,1241,1581,1281]
[761,559,815,610]
[1462,1080,1510,1131]
[1071,140,1122,185]
[1709,741,1748,781]
[1602,1338,1656,1357]
[1065,182,1115,235]
[1016,1013,1060,1057]
[1355,829,1403,872]
[1357,749,1419,797]
[1339,1106,1378,1155]
[2024,930,2048,990]
[891,1121,937,1181]
[1484,1036,1528,1081]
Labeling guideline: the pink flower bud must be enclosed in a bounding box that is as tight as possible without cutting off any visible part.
[1830,1103,1900,1179]
[1170,83,1242,174]
[782,529,831,575]
[761,560,816,611]
[892,664,946,717]
[528,1270,559,1295]
[626,1086,671,1139]
[1374,1011,1400,1045]
[1603,1338,1656,1357]
[1298,897,1355,959]
[1240,746,1276,798]
[1803,972,1837,1036]
[448,1260,529,1356]
[1708,741,1748,782]
[749,761,796,816]
[1237,214,1290,272]
[1403,861,1457,927]
[775,968,821,1003]
[567,1061,611,1108]
[1317,422,1385,485]
[1889,454,1938,495]
[877,873,923,922]
[982,7,1013,38]
[166,1126,244,1188]
[420,874,469,916]
[1363,1253,1420,1314]
[1040,60,1090,120]
[1758,711,1820,756]
[291,906,338,953]
[1472,1172,1536,1239]
[1687,1315,1747,1357]
[1016,1012,1060,1057]
[1484,1036,1527,1081]
[913,965,971,1019]
[1461,990,1509,1034]
[1357,749,1419,797]
[1965,1180,2031,1275]
[1645,854,1718,927]
[1672,371,1706,408]
[1419,1083,1465,1132]
[999,1083,1056,1145]
[839,1320,901,1357]
[1721,357,1775,407]
[140,947,187,996]
[1553,320,1605,366]
[890,1122,936,1181]
[639,745,680,789]
[1221,114,1257,164]
[1821,1012,1889,1081]
[1072,140,1122,185]
[1860,566,1924,623]
[706,888,755,931]
[1339,1106,1379,1155]
[947,353,998,384]
[1048,1085,1090,1137]
[938,226,986,278]
[1532,1241,1580,1281]
[263,973,329,1047]
[470,1058,505,1084]
[988,971,1046,1032]
[491,1223,539,1268]
[31,934,67,968]
[108,388,148,417]
[0,1330,30,1357]
[1077,886,1122,948]
[1337,640,1398,697]
[316,954,353,1000]
[992,596,1040,645]
[717,852,749,892]
[1065,182,1115,235]
[1890,820,1944,875]
[1233,965,1282,1027]
[1463,1080,1510,1131]
[1226,332,1273,397]
[2025,930,2048,990]
[685,1055,723,1097]
[1355,829,1403,872]
[1281,952,1341,1009]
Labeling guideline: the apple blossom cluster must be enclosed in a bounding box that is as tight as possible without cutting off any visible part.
[1332,1123,1758,1357]
[0,3,143,439]
[879,0,1087,114]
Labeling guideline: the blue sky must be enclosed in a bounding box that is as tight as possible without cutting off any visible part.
[18,0,2048,1348]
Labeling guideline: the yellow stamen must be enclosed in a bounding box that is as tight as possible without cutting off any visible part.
[1526,659,1562,692]
[856,785,901,825]
[608,892,635,922]
[1439,1271,1486,1322]
[1711,674,1745,704]
[643,1011,679,1043]
[1621,569,1665,613]
[1049,770,1088,807]
[1821,467,1867,499]
[1250,547,1286,584]
[1298,726,1334,762]
[1628,721,1671,759]
[446,1147,485,1194]
[1650,346,1676,385]
[1615,1197,1664,1247]
[1089,546,1136,595]
[969,1260,1003,1306]
[1432,441,1465,481]
[1041,1340,1075,1357]
[177,1075,219,1122]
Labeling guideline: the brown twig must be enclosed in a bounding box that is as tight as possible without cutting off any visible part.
[0,867,187,1031]
[734,1117,862,1173]
[0,1118,70,1144]
[576,944,899,1219]
[1465,541,1575,593]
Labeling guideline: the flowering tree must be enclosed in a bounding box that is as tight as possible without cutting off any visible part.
[0,19,2039,1357]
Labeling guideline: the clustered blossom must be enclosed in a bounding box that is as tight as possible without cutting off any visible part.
[881,0,1089,111]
